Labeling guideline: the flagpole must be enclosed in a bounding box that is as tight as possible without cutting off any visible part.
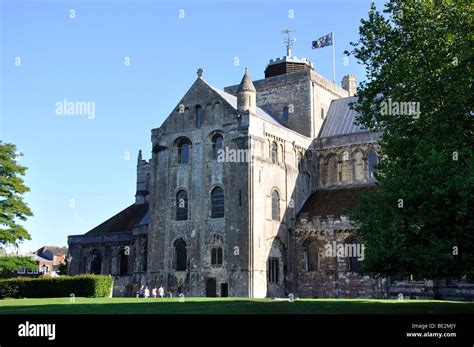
[332,31,336,84]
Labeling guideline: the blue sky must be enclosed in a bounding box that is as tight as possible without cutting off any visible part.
[0,0,384,251]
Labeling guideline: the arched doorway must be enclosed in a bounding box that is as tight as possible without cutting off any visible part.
[90,250,102,275]
[119,248,128,276]
[206,278,216,297]
[174,238,187,271]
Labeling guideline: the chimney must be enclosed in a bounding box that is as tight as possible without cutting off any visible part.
[341,74,357,96]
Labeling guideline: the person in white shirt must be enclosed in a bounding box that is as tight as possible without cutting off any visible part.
[158,285,165,298]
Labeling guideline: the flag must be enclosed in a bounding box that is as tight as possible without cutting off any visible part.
[312,33,333,49]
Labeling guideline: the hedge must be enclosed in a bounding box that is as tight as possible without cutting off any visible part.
[0,275,113,299]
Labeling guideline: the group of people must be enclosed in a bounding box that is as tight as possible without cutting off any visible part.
[137,285,165,298]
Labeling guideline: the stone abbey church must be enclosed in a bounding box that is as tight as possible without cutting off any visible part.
[68,52,384,299]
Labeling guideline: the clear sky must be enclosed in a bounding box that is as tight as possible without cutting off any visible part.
[0,0,385,252]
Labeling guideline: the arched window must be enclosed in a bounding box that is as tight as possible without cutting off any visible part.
[271,190,280,221]
[176,190,188,221]
[119,248,129,276]
[368,151,377,179]
[196,105,203,128]
[212,134,223,160]
[271,142,278,164]
[283,106,289,122]
[354,151,365,181]
[210,234,224,267]
[347,238,362,272]
[211,187,224,218]
[90,250,102,275]
[174,238,187,271]
[178,140,190,164]
[327,155,338,183]
[304,239,319,271]
[213,102,222,117]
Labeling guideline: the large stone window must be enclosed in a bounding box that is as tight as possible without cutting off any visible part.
[271,142,278,164]
[90,249,102,275]
[368,151,378,179]
[119,247,129,276]
[178,139,191,164]
[176,190,188,221]
[303,239,319,271]
[196,105,203,128]
[271,190,280,221]
[211,134,223,160]
[211,187,224,218]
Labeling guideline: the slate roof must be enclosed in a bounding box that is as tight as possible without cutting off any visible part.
[35,246,68,256]
[297,186,377,219]
[85,203,149,235]
[319,97,367,137]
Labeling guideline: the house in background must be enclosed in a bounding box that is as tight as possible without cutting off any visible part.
[16,254,53,277]
[33,246,68,277]
[15,246,68,278]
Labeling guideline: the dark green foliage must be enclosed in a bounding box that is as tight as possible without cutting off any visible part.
[346,0,474,280]
[0,275,113,299]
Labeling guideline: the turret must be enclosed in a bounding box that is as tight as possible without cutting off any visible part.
[237,68,256,114]
[341,74,357,96]
[135,150,150,205]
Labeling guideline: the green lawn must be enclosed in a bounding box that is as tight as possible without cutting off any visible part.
[0,297,473,314]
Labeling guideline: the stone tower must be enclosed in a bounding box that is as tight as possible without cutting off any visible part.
[341,74,357,96]
[237,68,256,114]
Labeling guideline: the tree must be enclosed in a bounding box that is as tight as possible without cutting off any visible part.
[0,142,35,273]
[347,0,474,280]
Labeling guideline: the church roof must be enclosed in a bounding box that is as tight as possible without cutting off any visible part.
[297,186,376,220]
[85,203,149,235]
[319,96,367,137]
[209,84,284,127]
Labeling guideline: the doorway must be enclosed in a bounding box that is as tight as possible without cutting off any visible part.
[220,283,228,297]
[205,278,216,297]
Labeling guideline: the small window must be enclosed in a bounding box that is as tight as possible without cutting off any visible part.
[271,142,278,164]
[212,134,223,160]
[268,258,279,283]
[211,187,224,218]
[178,141,190,164]
[196,105,203,128]
[211,247,223,266]
[283,107,289,122]
[176,190,188,221]
[271,190,280,221]
[321,108,325,119]
[17,267,26,274]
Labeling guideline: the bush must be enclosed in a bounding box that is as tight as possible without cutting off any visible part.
[0,275,113,299]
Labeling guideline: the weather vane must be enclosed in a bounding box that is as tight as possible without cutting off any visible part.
[282,28,296,57]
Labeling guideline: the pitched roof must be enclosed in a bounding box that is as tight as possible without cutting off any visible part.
[36,246,68,256]
[297,186,377,220]
[209,84,284,127]
[319,96,367,137]
[85,203,149,235]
